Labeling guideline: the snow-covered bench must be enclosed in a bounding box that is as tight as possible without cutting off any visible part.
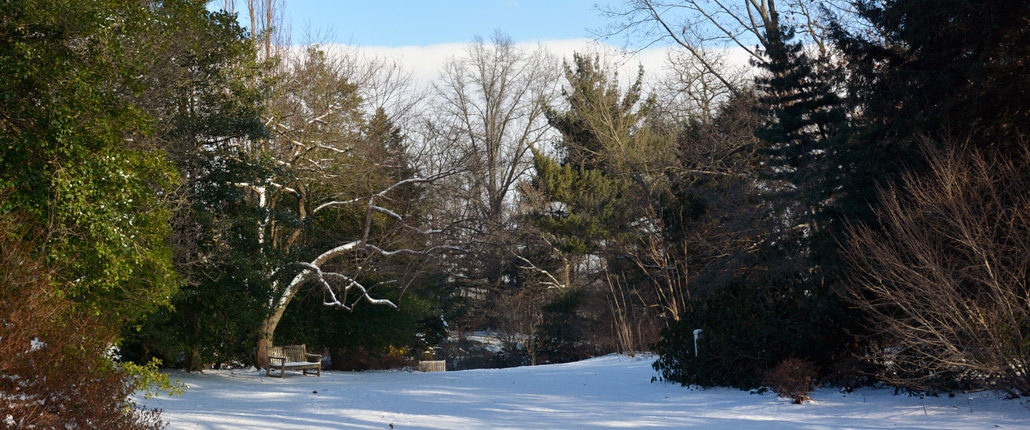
[267,345,322,378]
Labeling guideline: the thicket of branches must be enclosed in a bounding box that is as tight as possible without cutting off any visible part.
[846,144,1030,396]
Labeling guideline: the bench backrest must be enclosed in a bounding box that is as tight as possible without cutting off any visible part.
[269,344,307,362]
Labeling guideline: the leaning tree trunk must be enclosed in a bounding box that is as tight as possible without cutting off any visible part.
[252,240,397,369]
[255,298,293,369]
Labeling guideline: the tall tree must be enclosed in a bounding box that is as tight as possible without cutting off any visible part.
[754,11,850,272]
[426,32,560,316]
[526,54,676,354]
[247,48,459,368]
[528,54,663,278]
[0,0,181,324]
[435,33,557,227]
[832,0,1030,211]
[117,0,271,370]
[652,6,855,388]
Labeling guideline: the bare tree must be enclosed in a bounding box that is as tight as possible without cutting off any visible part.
[494,285,545,365]
[601,0,779,95]
[313,44,425,126]
[245,0,288,60]
[434,32,559,227]
[600,0,851,94]
[655,48,747,123]
[845,142,1030,396]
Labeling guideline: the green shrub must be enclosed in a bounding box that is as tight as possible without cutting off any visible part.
[653,275,848,389]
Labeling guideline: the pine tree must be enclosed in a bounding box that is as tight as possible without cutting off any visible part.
[754,21,850,266]
[654,15,857,389]
[530,54,666,257]
[524,54,675,359]
[835,0,1029,157]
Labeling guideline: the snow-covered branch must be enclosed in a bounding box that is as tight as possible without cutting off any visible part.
[364,243,468,257]
[275,241,361,308]
[311,197,364,215]
[512,252,567,289]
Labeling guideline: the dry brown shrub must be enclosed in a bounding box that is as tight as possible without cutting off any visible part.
[824,356,874,393]
[0,217,165,429]
[764,358,817,403]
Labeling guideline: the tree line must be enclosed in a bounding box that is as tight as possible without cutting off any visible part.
[0,0,1027,425]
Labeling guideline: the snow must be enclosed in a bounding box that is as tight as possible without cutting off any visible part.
[138,355,1030,429]
[28,337,44,352]
[460,330,506,353]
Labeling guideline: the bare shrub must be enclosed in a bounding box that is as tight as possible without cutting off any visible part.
[493,286,544,365]
[844,142,1030,396]
[764,358,817,403]
[0,217,164,429]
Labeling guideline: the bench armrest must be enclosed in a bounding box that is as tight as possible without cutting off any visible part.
[268,356,286,365]
[304,353,322,363]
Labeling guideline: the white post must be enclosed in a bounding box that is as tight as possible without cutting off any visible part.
[693,329,703,356]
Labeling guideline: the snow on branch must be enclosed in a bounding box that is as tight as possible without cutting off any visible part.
[512,252,567,289]
[323,273,397,310]
[276,241,361,308]
[310,173,454,217]
[364,243,468,257]
[370,205,404,222]
[311,197,365,215]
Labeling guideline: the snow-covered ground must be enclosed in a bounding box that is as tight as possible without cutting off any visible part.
[138,355,1029,429]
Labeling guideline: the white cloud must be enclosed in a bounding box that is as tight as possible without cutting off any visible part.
[310,39,754,89]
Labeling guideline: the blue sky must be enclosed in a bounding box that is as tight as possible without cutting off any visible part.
[263,0,614,46]
[212,1,754,87]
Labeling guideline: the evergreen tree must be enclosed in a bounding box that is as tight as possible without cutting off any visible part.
[751,15,856,378]
[525,54,677,359]
[0,0,182,324]
[655,14,856,388]
[754,17,851,270]
[530,54,667,260]
[835,0,1029,158]
[829,0,1030,237]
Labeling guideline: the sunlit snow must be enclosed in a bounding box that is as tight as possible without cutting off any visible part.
[137,355,1030,429]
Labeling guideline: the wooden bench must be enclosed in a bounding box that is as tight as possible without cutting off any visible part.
[267,344,322,378]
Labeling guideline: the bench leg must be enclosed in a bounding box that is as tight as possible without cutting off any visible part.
[281,367,285,378]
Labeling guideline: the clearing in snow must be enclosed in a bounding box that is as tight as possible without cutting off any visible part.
[138,355,1030,429]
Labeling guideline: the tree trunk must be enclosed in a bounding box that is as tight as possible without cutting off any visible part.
[255,303,289,369]
[186,348,203,372]
[255,332,270,370]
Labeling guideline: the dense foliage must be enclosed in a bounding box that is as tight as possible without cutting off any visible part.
[0,0,180,325]
[0,0,266,425]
